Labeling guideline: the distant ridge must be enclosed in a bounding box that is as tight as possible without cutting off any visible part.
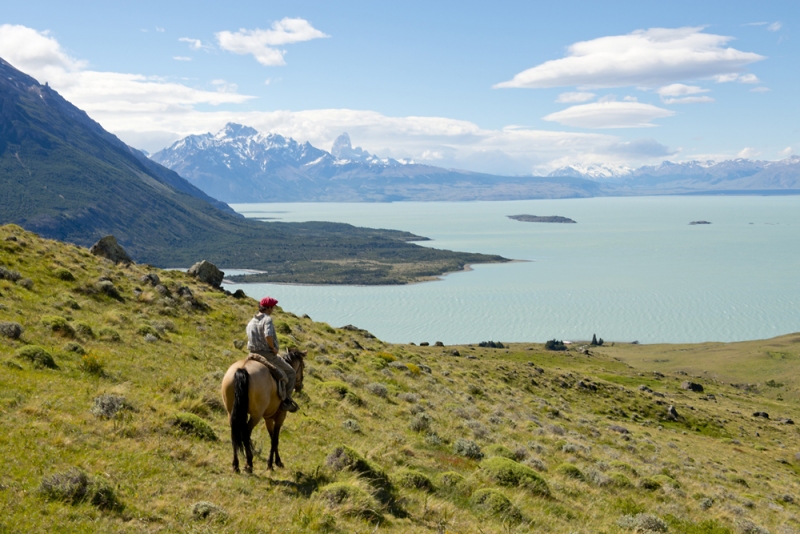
[151,124,603,202]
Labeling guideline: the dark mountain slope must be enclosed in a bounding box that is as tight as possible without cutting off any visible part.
[0,58,506,283]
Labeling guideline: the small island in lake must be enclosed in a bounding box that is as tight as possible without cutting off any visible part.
[508,214,577,224]
[689,221,712,225]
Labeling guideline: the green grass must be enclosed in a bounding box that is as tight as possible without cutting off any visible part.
[0,225,798,533]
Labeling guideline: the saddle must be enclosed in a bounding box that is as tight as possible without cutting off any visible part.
[246,353,288,400]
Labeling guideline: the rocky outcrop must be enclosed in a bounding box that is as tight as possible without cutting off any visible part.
[187,260,224,288]
[681,381,704,393]
[89,236,133,265]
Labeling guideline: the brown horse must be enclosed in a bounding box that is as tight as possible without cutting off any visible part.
[221,349,306,473]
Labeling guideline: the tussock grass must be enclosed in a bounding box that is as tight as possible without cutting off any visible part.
[2,224,800,532]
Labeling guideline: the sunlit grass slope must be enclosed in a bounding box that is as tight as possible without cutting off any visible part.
[1,223,799,533]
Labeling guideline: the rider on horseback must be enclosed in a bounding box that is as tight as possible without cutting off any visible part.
[246,296,299,413]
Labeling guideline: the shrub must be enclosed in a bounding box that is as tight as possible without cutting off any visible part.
[137,324,161,339]
[80,354,105,376]
[17,278,33,290]
[398,392,419,403]
[478,341,505,349]
[191,501,228,521]
[652,474,680,488]
[424,432,443,446]
[171,412,218,441]
[342,419,361,433]
[0,266,21,281]
[366,383,388,398]
[98,328,121,342]
[376,352,396,363]
[409,413,432,433]
[41,315,75,338]
[609,472,633,488]
[437,471,466,490]
[53,268,75,281]
[556,463,585,481]
[453,438,483,459]
[276,321,292,334]
[471,488,521,521]
[39,468,122,511]
[0,321,23,339]
[63,342,86,355]
[317,481,382,522]
[320,381,350,399]
[91,394,132,419]
[480,457,550,497]
[393,469,434,492]
[16,346,57,369]
[639,477,662,491]
[484,444,516,460]
[74,322,95,338]
[406,363,421,375]
[544,339,567,351]
[325,446,391,491]
[617,513,668,532]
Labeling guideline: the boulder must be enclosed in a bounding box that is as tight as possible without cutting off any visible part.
[667,405,679,420]
[89,236,132,265]
[680,381,704,393]
[187,260,224,288]
[752,411,770,419]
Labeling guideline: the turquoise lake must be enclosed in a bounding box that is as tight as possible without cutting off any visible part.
[226,196,800,345]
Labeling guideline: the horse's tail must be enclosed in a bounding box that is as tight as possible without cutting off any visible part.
[230,368,250,455]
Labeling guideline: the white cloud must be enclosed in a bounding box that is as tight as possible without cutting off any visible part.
[494,27,765,89]
[780,146,793,156]
[737,147,760,159]
[0,25,253,118]
[768,22,782,32]
[738,73,760,84]
[751,86,770,93]
[179,37,210,51]
[556,91,595,103]
[623,96,638,102]
[173,56,191,61]
[155,27,165,33]
[657,83,709,97]
[543,102,675,129]
[714,73,761,84]
[662,96,715,104]
[216,18,328,67]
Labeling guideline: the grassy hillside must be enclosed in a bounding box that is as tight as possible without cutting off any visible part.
[1,224,799,533]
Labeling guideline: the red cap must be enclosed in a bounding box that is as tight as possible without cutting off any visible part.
[259,296,278,308]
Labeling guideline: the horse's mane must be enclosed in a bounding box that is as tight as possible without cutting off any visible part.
[281,348,306,366]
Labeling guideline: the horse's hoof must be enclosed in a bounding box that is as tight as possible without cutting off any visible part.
[276,461,284,468]
[245,466,253,474]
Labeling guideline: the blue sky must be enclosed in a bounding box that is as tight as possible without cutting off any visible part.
[1,0,797,174]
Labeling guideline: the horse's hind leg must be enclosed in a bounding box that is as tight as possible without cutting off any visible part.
[231,439,240,473]
[244,416,260,474]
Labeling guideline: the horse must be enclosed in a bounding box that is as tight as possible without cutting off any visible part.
[221,348,306,473]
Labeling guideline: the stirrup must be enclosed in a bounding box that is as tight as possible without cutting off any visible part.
[281,398,299,413]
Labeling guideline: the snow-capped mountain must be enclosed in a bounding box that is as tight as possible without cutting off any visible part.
[548,156,800,193]
[151,124,602,202]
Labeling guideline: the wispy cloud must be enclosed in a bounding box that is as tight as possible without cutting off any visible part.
[751,86,770,93]
[656,84,713,104]
[767,22,782,32]
[662,96,714,104]
[216,18,328,66]
[173,56,191,61]
[556,91,595,103]
[737,147,760,158]
[494,27,764,89]
[543,102,675,129]
[179,37,211,51]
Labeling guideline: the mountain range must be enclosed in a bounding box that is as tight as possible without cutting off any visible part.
[153,126,800,201]
[151,127,602,202]
[0,57,505,284]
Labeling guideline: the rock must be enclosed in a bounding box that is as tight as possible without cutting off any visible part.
[608,424,630,434]
[177,286,194,299]
[419,342,429,347]
[778,418,795,425]
[233,340,246,350]
[232,289,246,299]
[187,260,224,288]
[434,341,444,347]
[638,385,654,393]
[140,273,160,286]
[450,349,461,356]
[681,381,704,393]
[577,380,597,391]
[752,411,770,419]
[667,405,679,420]
[89,236,133,265]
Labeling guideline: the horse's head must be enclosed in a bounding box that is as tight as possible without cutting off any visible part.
[287,349,306,393]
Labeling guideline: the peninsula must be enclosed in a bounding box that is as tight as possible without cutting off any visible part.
[508,214,577,223]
